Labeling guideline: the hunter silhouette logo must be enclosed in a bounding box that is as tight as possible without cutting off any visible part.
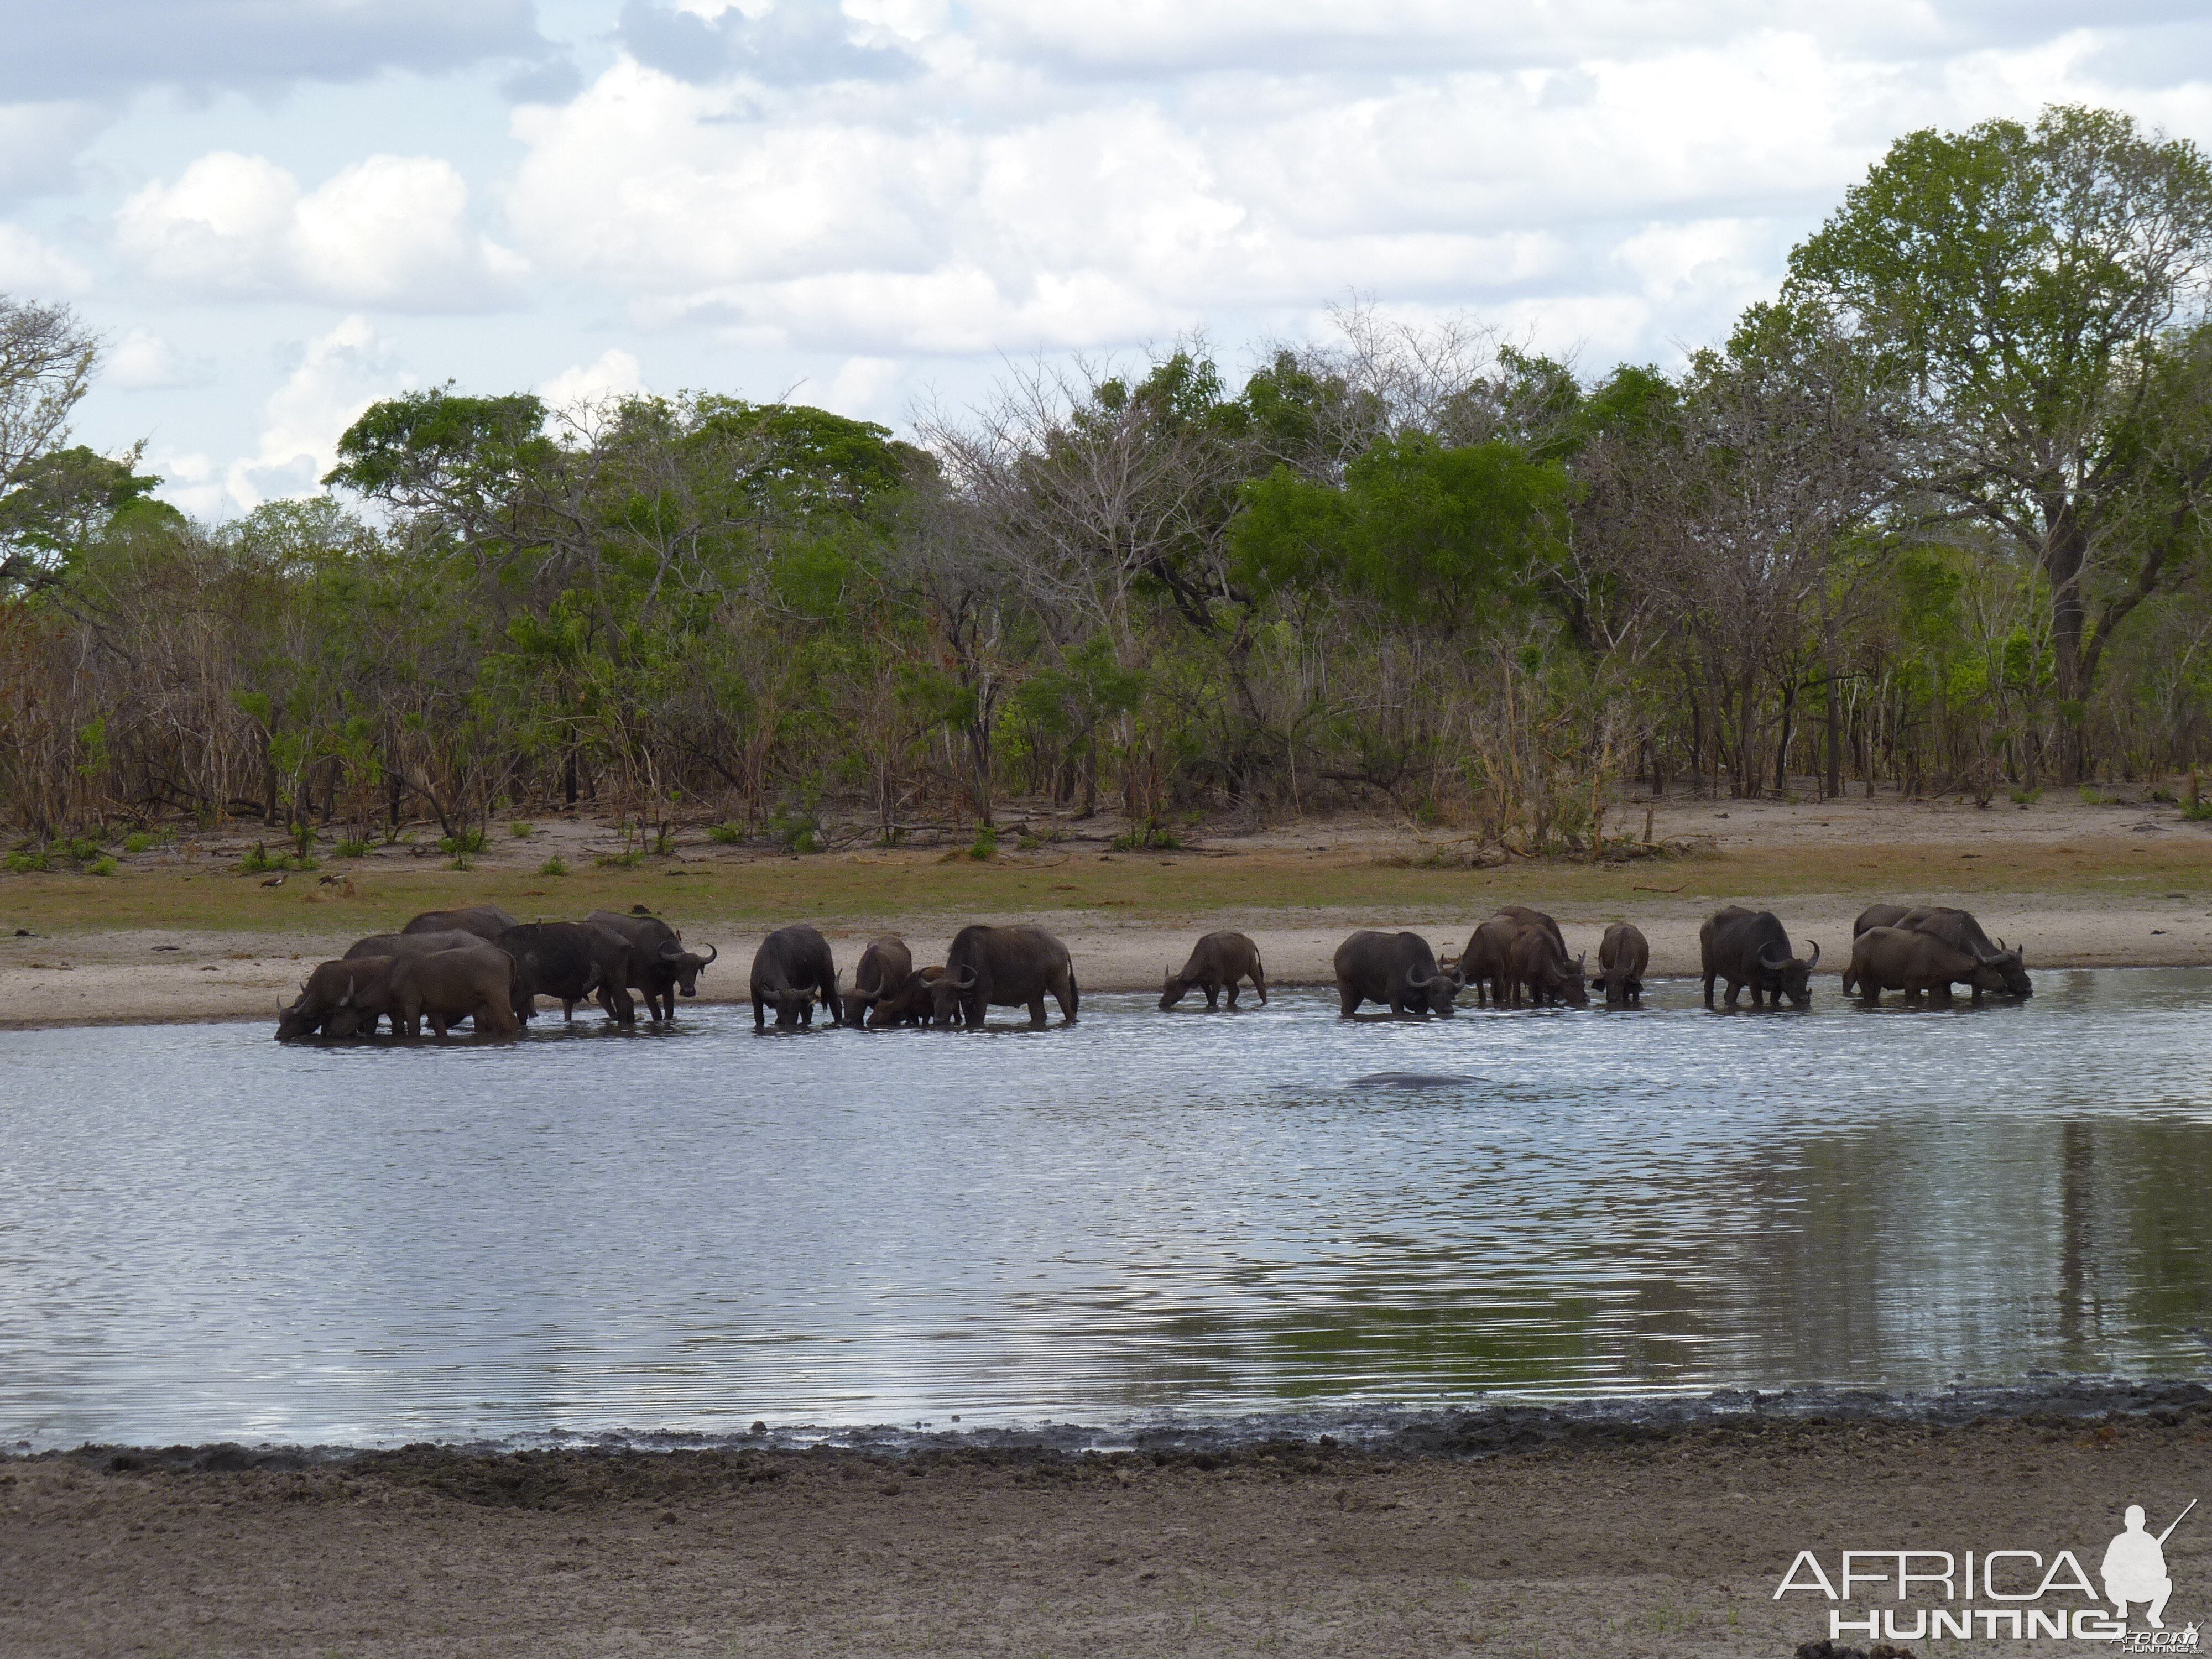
[1775,1496,2198,1644]
[2104,1500,2192,1630]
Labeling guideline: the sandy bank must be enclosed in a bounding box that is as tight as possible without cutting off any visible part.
[6,1401,2209,1657]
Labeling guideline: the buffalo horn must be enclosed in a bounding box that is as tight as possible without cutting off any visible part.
[1406,969,1435,989]
[1757,944,1788,970]
[657,939,680,959]
[853,977,880,1001]
[1804,940,1821,971]
[697,943,717,966]
[952,966,979,989]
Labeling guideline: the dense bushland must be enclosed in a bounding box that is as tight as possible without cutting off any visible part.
[5,105,2212,854]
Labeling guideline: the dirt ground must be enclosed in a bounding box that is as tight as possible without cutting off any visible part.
[5,1408,2208,1657]
[1,791,2209,1025]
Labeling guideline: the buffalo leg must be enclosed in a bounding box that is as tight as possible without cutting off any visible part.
[1220,982,1235,1009]
[1702,973,1717,1009]
[1028,994,1048,1026]
[1339,988,1360,1017]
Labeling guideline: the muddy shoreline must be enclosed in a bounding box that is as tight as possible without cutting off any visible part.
[10,1384,2212,1657]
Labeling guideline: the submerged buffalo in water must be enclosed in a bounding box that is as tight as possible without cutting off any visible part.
[844,936,912,1027]
[750,924,842,1028]
[1160,931,1267,1010]
[932,925,1079,1027]
[868,964,953,1028]
[401,905,520,943]
[386,945,521,1037]
[275,956,397,1040]
[495,921,636,1025]
[1598,921,1649,1008]
[586,911,717,1021]
[1699,906,1819,1010]
[1334,930,1462,1018]
[1507,926,1588,1008]
[1844,925,2015,1005]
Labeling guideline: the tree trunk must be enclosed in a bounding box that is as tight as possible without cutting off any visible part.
[1824,655,1843,800]
[2042,500,2091,784]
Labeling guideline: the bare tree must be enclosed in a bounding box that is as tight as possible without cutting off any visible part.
[0,296,99,588]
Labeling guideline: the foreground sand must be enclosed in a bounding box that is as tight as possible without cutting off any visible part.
[6,1408,2208,1657]
[1,792,2208,1026]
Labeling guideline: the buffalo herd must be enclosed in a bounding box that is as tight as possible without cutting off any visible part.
[274,896,2030,1040]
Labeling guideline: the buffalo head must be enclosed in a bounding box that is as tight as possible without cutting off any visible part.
[1757,937,1819,1008]
[1405,959,1464,1017]
[274,989,319,1042]
[657,939,717,997]
[1974,940,2032,998]
[932,964,979,1024]
[1159,966,1191,1011]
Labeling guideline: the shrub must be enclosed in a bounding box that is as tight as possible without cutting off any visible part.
[333,838,370,858]
[707,822,743,844]
[448,854,474,871]
[540,855,568,876]
[769,807,822,854]
[509,821,534,839]
[2183,802,2212,823]
[241,842,271,874]
[4,850,49,873]
[122,832,156,854]
[2009,787,2042,805]
[967,825,998,860]
[594,850,645,869]
[1110,817,1182,852]
[88,856,117,877]
[61,836,101,862]
[437,827,488,855]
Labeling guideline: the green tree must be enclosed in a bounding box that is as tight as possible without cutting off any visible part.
[1789,104,2212,779]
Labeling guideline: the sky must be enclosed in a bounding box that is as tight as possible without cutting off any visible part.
[6,0,2212,520]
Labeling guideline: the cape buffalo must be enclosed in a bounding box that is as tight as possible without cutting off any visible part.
[1160,931,1267,1010]
[1896,905,2031,998]
[401,905,520,942]
[867,965,953,1027]
[586,910,717,1020]
[338,943,517,1038]
[1458,916,1521,1006]
[1853,903,1910,937]
[844,935,912,1027]
[275,956,397,1040]
[340,930,485,1031]
[932,925,1079,1027]
[495,921,637,1024]
[1598,922,1649,1007]
[1845,925,2013,1005]
[1699,906,1819,1010]
[1507,926,1588,1008]
[751,924,842,1029]
[1333,930,1462,1018]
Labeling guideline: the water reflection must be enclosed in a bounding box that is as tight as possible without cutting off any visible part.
[2,968,2210,1447]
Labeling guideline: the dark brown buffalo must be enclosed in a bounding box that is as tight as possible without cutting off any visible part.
[401,905,520,942]
[1333,930,1462,1018]
[1458,916,1521,1006]
[932,925,1079,1027]
[1699,906,1819,1009]
[1853,903,1910,937]
[1845,925,2012,1005]
[586,910,717,1020]
[1598,921,1650,1007]
[867,966,954,1028]
[495,922,637,1024]
[1507,926,1588,1008]
[1895,905,2031,998]
[339,930,484,1031]
[275,956,397,1040]
[1494,905,1566,950]
[1160,931,1267,1010]
[349,944,519,1037]
[750,924,842,1028]
[844,936,912,1027]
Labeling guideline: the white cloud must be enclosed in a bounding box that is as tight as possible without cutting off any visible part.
[0,222,90,294]
[823,354,900,417]
[115,152,525,310]
[105,327,215,390]
[227,316,410,509]
[538,347,648,411]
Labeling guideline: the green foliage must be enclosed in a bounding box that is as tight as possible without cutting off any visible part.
[333,838,370,858]
[539,855,568,875]
[707,822,743,844]
[1233,436,1567,629]
[2010,787,2042,805]
[967,825,997,860]
[769,805,823,854]
[1111,818,1183,852]
[122,832,154,854]
[509,821,534,839]
[594,850,645,868]
[87,855,116,877]
[4,849,48,873]
[437,828,488,855]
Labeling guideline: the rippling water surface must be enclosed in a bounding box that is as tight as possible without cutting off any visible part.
[5,969,2212,1448]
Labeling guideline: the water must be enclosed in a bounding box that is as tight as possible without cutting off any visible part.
[4,969,2211,1450]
